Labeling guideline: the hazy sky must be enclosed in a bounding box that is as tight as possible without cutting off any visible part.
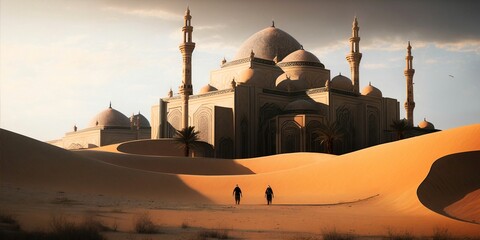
[1,0,479,141]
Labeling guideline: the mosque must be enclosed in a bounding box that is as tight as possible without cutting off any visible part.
[49,104,151,149]
[150,8,436,158]
[51,8,436,155]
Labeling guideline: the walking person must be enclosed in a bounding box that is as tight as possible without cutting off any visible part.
[232,184,242,205]
[265,185,274,205]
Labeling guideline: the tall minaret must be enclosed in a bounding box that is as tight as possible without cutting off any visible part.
[346,17,362,94]
[404,41,415,126]
[179,7,195,129]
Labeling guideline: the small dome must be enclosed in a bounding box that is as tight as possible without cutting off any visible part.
[279,49,324,68]
[275,72,307,91]
[199,84,217,94]
[89,104,130,128]
[418,118,435,130]
[284,99,318,113]
[330,74,353,92]
[238,68,266,84]
[234,26,302,61]
[131,112,150,128]
[361,82,383,97]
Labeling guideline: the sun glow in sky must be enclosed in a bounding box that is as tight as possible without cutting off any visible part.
[1,0,479,141]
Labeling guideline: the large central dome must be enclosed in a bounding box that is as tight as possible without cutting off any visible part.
[234,26,302,62]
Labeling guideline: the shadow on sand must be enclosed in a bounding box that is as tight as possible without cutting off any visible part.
[417,151,480,223]
[76,150,255,175]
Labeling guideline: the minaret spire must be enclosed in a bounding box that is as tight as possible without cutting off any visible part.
[179,6,195,129]
[404,41,415,126]
[346,16,362,93]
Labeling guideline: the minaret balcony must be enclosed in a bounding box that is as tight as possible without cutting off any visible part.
[349,37,360,42]
[404,69,415,76]
[182,26,193,31]
[404,102,415,108]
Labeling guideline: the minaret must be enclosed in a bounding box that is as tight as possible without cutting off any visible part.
[346,17,362,93]
[178,6,195,129]
[404,41,415,126]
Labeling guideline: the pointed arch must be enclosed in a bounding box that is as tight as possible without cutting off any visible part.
[167,109,182,138]
[281,121,301,153]
[193,106,213,144]
[306,120,323,152]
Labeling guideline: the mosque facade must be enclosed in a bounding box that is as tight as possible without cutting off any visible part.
[150,8,435,158]
[51,8,436,153]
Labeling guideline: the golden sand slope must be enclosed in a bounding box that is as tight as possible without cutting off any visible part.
[90,142,322,174]
[1,124,479,235]
[0,129,210,203]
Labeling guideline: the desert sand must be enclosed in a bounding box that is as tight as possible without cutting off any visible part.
[1,124,479,239]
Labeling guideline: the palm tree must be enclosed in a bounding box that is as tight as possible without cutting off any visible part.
[315,120,345,154]
[390,118,410,140]
[174,126,200,157]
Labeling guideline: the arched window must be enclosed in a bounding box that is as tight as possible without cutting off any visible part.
[167,110,181,138]
[281,121,301,153]
[336,106,354,153]
[306,120,322,152]
[368,113,379,146]
[258,103,283,156]
[266,121,277,155]
[198,115,210,143]
[194,107,212,144]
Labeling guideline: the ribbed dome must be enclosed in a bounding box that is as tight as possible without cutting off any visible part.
[418,118,435,130]
[361,82,383,97]
[89,104,130,128]
[284,99,317,113]
[234,26,301,61]
[280,49,322,65]
[199,84,217,94]
[131,112,150,128]
[330,74,353,92]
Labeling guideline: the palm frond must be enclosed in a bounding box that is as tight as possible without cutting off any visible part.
[314,120,345,154]
[389,118,411,140]
[173,126,201,156]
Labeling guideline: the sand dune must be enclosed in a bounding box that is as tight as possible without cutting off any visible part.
[0,128,210,203]
[1,124,480,236]
[76,150,255,175]
[418,151,480,223]
[445,189,480,224]
[92,141,323,174]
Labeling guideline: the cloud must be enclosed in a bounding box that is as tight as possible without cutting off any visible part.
[103,6,182,21]
[362,38,428,52]
[434,40,480,54]
[311,40,348,59]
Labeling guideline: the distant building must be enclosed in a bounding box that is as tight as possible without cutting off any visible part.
[50,103,151,149]
[151,9,436,158]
